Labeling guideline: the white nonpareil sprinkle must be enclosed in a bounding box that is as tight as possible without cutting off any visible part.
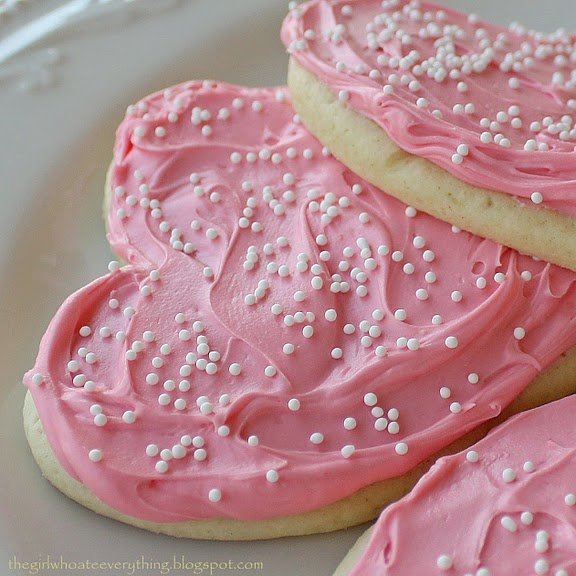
[501,515,517,532]
[343,417,357,430]
[341,444,355,458]
[436,554,453,570]
[310,432,324,444]
[520,511,533,525]
[502,468,517,483]
[122,410,136,424]
[288,398,301,411]
[466,450,479,463]
[514,326,526,340]
[208,488,222,502]
[88,449,102,462]
[445,336,459,349]
[395,442,408,455]
[565,493,576,506]
[534,560,549,575]
[266,470,279,483]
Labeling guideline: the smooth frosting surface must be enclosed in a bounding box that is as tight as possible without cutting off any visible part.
[347,396,576,575]
[24,81,576,522]
[282,0,576,214]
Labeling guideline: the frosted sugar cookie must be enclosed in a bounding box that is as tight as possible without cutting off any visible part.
[23,81,576,539]
[282,0,576,271]
[333,396,576,575]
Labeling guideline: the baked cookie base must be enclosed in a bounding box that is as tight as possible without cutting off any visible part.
[288,58,576,272]
[23,343,576,540]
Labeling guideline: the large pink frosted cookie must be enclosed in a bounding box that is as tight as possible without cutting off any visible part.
[23,81,576,539]
[282,0,576,271]
[334,395,576,575]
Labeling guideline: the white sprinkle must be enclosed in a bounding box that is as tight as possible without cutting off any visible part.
[331,348,343,359]
[79,325,91,337]
[122,410,136,424]
[502,468,516,483]
[456,144,469,156]
[288,398,301,411]
[407,338,420,351]
[88,449,102,462]
[146,444,159,457]
[265,469,279,483]
[283,343,295,355]
[310,432,324,444]
[565,493,576,506]
[520,511,533,525]
[436,555,453,570]
[451,290,463,302]
[363,393,378,406]
[174,398,187,411]
[247,435,259,447]
[449,402,462,414]
[228,363,242,376]
[155,460,169,474]
[341,445,355,458]
[445,336,459,349]
[523,461,536,473]
[208,488,222,502]
[395,442,408,455]
[466,450,479,463]
[194,449,207,461]
[501,515,517,532]
[325,309,337,322]
[422,250,435,262]
[513,327,526,340]
[31,373,44,386]
[338,89,350,102]
[415,288,429,301]
[394,309,407,321]
[302,325,314,338]
[217,425,230,437]
[534,560,549,575]
[343,417,357,430]
[93,413,107,427]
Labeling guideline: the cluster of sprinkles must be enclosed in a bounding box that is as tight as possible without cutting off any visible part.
[286,0,576,208]
[25,81,576,521]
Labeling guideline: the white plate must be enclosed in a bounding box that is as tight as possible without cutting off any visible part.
[0,1,571,575]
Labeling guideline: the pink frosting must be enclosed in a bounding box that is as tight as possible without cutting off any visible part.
[282,0,576,215]
[348,395,576,574]
[24,81,576,522]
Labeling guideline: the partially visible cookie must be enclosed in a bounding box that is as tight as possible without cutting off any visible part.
[23,81,576,539]
[283,0,576,271]
[333,395,576,574]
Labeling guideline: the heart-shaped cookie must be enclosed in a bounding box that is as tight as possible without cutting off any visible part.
[23,81,576,539]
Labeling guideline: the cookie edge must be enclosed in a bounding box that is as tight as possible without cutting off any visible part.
[288,57,576,272]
